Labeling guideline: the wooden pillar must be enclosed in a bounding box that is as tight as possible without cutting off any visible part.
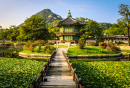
[73,27,74,33]
[73,36,74,40]
[63,35,64,40]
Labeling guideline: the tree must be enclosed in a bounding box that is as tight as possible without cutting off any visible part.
[8,25,20,41]
[81,19,103,42]
[48,20,61,33]
[19,15,49,41]
[118,4,130,45]
[48,20,61,39]
[105,18,127,36]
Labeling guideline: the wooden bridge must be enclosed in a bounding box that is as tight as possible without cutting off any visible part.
[40,48,76,88]
[31,48,82,88]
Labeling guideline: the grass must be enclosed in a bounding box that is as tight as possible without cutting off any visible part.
[66,45,120,55]
[121,50,130,53]
[70,59,130,88]
[51,45,68,48]
[0,49,22,53]
[21,48,56,55]
[0,57,47,88]
[115,43,128,46]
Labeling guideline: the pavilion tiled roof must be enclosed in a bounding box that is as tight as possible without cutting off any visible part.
[56,17,86,26]
[56,10,86,26]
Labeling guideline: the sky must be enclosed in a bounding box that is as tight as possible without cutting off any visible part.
[0,0,129,28]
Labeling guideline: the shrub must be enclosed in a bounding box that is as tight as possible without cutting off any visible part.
[99,50,105,53]
[42,43,54,53]
[78,40,85,49]
[28,45,34,52]
[23,42,35,51]
[84,49,88,53]
[23,40,46,52]
[35,48,39,52]
[67,50,71,53]
[33,40,46,46]
[88,41,98,46]
[99,42,107,49]
[106,42,121,51]
[38,44,42,51]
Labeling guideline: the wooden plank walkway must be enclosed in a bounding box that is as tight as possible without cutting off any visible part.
[39,48,76,88]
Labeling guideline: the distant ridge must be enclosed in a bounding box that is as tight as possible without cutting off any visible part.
[35,9,63,23]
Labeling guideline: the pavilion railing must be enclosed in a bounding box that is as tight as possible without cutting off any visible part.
[30,51,56,88]
[62,51,83,88]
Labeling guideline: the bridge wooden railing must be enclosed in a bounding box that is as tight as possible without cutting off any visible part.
[30,51,56,88]
[62,51,83,88]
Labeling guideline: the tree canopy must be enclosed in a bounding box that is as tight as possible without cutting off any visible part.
[19,15,49,41]
[104,18,127,36]
[76,17,103,42]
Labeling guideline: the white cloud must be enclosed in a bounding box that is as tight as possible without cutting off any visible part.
[53,0,66,7]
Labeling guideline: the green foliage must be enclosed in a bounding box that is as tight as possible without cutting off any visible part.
[48,20,61,32]
[105,18,127,36]
[66,49,71,53]
[99,42,107,49]
[48,20,61,39]
[84,49,88,53]
[0,57,45,88]
[23,40,46,52]
[79,32,89,41]
[78,40,85,49]
[19,15,49,41]
[77,17,103,42]
[38,44,42,51]
[0,25,20,41]
[9,25,20,41]
[42,43,54,53]
[118,4,130,24]
[71,60,130,88]
[88,41,99,46]
[33,44,42,52]
[24,42,35,52]
[98,23,112,30]
[33,40,46,46]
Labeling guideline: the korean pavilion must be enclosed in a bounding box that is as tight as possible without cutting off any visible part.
[56,10,86,43]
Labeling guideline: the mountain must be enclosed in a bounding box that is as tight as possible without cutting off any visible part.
[35,9,63,23]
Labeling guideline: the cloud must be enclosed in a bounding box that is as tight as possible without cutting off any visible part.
[53,0,66,7]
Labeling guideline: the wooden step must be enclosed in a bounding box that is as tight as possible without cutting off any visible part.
[46,71,71,76]
[50,62,68,66]
[40,85,76,88]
